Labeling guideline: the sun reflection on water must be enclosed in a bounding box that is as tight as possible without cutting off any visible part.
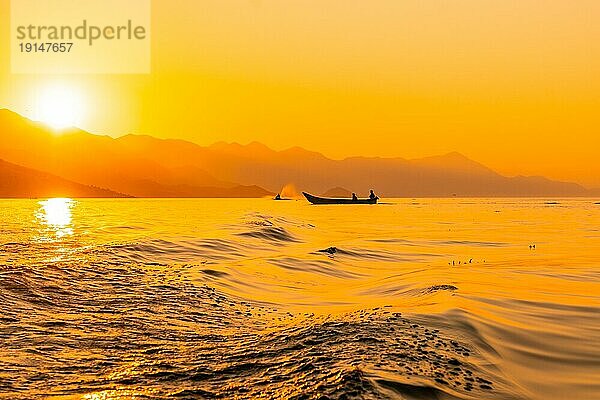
[36,198,75,238]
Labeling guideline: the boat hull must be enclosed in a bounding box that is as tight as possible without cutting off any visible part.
[302,192,378,205]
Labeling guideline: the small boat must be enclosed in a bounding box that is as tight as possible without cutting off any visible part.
[302,192,378,205]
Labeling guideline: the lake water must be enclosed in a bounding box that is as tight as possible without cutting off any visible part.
[1,198,599,399]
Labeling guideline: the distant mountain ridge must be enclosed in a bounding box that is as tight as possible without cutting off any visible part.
[0,109,272,198]
[0,159,127,198]
[0,108,597,198]
[322,187,352,197]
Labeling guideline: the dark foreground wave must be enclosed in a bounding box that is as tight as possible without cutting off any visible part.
[0,240,514,400]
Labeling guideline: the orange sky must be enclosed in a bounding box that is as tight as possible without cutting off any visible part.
[1,0,599,187]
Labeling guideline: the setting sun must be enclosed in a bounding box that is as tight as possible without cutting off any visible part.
[33,84,85,130]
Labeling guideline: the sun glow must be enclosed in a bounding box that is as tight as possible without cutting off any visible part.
[33,84,86,130]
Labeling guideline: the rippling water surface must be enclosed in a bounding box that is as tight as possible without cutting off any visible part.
[1,198,599,399]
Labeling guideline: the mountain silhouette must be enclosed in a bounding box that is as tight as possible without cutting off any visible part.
[0,159,127,198]
[0,108,596,198]
[0,109,271,198]
[322,187,353,197]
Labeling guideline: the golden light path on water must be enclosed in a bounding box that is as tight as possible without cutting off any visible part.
[35,198,74,239]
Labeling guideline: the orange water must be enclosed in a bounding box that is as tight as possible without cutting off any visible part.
[1,198,599,399]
